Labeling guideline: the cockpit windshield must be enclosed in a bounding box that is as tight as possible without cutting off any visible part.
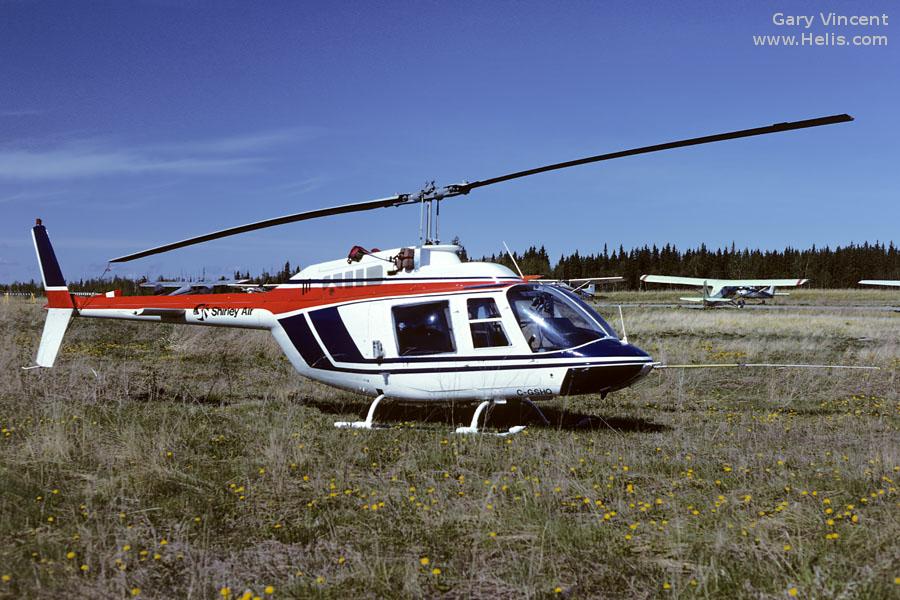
[507,284,617,352]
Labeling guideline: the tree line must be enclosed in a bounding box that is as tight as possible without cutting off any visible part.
[3,242,897,294]
[481,241,899,288]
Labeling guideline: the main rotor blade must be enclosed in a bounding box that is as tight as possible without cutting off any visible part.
[109,114,852,263]
[462,114,853,191]
[109,195,406,263]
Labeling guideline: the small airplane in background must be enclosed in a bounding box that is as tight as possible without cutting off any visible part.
[141,279,252,296]
[535,276,623,298]
[859,280,900,287]
[640,274,808,307]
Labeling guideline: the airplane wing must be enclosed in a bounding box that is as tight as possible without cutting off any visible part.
[561,277,624,283]
[536,276,623,296]
[641,275,712,286]
[642,275,807,288]
[720,278,808,287]
[535,276,623,283]
[859,280,900,287]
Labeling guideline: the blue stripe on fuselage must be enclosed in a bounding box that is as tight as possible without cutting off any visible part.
[278,308,651,374]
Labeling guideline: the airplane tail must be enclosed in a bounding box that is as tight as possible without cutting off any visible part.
[29,219,74,368]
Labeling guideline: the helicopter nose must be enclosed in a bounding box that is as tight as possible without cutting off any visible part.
[559,342,653,397]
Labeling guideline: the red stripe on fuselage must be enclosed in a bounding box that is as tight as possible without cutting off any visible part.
[72,280,519,315]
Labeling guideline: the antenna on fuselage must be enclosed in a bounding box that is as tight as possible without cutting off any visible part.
[618,305,629,344]
[502,241,525,279]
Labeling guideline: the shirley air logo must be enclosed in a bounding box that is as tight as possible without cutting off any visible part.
[193,304,252,321]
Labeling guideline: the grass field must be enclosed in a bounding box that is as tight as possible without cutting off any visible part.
[0,292,897,599]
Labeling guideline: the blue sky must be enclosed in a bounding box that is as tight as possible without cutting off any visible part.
[1,1,897,282]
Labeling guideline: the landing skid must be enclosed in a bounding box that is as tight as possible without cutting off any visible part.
[455,399,526,436]
[333,395,528,436]
[334,394,385,430]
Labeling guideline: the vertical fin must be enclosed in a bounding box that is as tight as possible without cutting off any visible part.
[31,218,74,308]
[28,219,74,368]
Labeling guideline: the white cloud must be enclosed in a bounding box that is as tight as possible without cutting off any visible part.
[0,127,319,181]
[169,127,321,154]
[0,109,44,117]
[0,147,263,180]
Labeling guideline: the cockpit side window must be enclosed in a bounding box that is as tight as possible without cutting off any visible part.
[467,298,510,348]
[507,284,613,352]
[392,301,455,356]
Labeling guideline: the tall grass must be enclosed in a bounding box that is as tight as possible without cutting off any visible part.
[0,293,897,598]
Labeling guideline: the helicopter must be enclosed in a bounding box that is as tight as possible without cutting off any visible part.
[29,114,859,435]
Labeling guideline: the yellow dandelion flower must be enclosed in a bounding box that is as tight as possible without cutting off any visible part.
[315,576,325,584]
[783,544,792,551]
[66,551,76,559]
[662,582,671,590]
[788,587,798,597]
[431,568,441,576]
[130,588,141,597]
[220,587,231,597]
[553,587,562,594]
[264,586,275,595]
[419,557,430,566]
[79,564,89,572]
[1,575,11,583]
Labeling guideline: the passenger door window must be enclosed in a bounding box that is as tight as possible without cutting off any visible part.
[467,298,510,348]
[392,301,455,356]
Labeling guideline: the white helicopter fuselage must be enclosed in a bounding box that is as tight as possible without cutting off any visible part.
[32,224,653,404]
